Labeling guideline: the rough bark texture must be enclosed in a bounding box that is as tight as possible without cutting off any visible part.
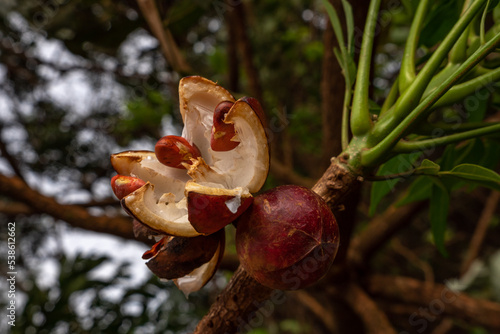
[194,266,274,333]
[342,283,397,334]
[311,157,362,206]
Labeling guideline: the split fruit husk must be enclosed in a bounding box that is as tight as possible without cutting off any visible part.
[143,230,225,296]
[111,77,269,236]
[110,76,270,294]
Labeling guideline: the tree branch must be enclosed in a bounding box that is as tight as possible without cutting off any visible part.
[291,290,337,333]
[0,124,26,183]
[270,159,315,188]
[320,1,345,167]
[330,282,397,334]
[366,275,500,330]
[136,0,191,74]
[460,190,500,276]
[0,200,32,216]
[0,173,135,240]
[228,1,263,103]
[194,266,274,333]
[348,201,425,267]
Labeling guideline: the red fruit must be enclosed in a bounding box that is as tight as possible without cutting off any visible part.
[111,175,146,200]
[235,185,339,290]
[211,101,239,151]
[155,135,201,169]
[186,185,253,235]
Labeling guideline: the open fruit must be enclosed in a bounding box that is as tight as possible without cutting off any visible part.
[235,185,340,290]
[110,76,270,293]
[111,77,269,237]
[143,230,225,294]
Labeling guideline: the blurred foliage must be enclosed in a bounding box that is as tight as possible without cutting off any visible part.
[5,253,210,334]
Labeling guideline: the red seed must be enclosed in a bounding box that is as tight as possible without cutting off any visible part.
[155,135,201,169]
[210,101,239,151]
[111,175,146,200]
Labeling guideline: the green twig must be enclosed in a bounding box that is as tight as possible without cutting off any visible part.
[350,0,382,136]
[432,66,500,109]
[399,0,431,93]
[380,77,399,116]
[394,123,500,153]
[449,0,472,64]
[362,29,500,166]
[414,121,496,136]
[372,0,488,143]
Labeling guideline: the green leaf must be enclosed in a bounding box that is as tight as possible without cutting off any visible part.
[416,159,441,175]
[488,0,500,11]
[481,139,500,169]
[341,0,354,55]
[333,47,346,77]
[465,88,490,123]
[440,143,458,170]
[440,163,500,191]
[420,1,462,47]
[323,0,356,85]
[454,139,484,166]
[321,0,346,55]
[429,179,450,257]
[369,152,422,215]
[396,175,433,206]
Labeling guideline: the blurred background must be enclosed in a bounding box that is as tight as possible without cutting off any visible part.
[1,1,500,333]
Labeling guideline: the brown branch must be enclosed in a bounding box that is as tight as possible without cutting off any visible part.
[0,200,32,216]
[228,1,263,103]
[366,275,500,330]
[270,159,315,188]
[225,1,240,93]
[0,198,120,215]
[460,190,500,276]
[329,282,397,334]
[431,318,454,334]
[136,0,191,74]
[291,290,337,332]
[320,6,344,166]
[194,266,274,333]
[348,201,425,267]
[391,238,434,283]
[0,173,135,240]
[0,124,26,183]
